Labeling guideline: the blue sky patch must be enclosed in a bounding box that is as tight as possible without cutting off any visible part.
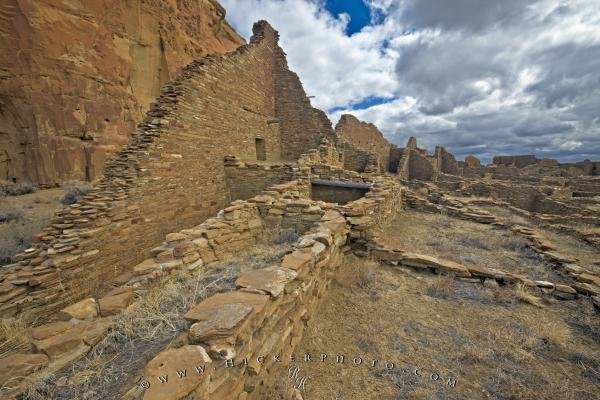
[325,0,372,35]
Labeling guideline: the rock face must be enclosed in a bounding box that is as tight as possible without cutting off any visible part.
[0,0,244,185]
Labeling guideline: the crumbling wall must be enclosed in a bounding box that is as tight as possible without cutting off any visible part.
[0,21,325,319]
[335,114,392,172]
[273,41,336,161]
[493,155,538,168]
[399,149,435,181]
[435,146,459,175]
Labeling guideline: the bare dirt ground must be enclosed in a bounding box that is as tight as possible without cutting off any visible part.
[381,209,568,284]
[292,254,600,400]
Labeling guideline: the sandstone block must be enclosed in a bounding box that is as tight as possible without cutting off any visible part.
[98,291,135,316]
[58,298,98,321]
[281,250,313,273]
[32,321,73,341]
[189,303,253,343]
[577,273,600,286]
[143,345,212,400]
[0,353,48,384]
[166,233,187,243]
[33,329,83,358]
[235,266,297,297]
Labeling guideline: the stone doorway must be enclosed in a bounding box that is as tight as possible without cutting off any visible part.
[255,138,266,161]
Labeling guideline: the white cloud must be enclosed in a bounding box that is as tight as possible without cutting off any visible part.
[220,0,398,111]
[221,0,600,163]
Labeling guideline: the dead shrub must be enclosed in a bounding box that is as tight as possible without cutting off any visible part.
[0,315,33,357]
[335,259,377,289]
[0,181,38,196]
[274,228,299,244]
[0,219,47,266]
[539,322,571,348]
[426,274,455,298]
[0,206,23,223]
[61,181,91,205]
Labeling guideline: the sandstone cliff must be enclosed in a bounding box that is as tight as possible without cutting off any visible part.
[0,0,244,185]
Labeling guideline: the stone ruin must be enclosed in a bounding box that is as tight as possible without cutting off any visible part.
[0,15,599,400]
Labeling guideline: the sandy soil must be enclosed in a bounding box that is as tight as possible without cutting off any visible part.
[291,255,600,400]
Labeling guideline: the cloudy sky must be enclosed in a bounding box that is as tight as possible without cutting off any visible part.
[220,0,600,163]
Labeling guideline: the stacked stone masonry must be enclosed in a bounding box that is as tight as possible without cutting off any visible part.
[0,21,349,320]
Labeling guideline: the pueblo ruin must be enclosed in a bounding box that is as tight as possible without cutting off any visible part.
[0,1,598,399]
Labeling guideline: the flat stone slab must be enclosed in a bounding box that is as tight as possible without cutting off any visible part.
[58,298,98,321]
[98,291,134,316]
[281,250,313,272]
[235,266,297,297]
[188,303,253,343]
[142,345,212,400]
[185,291,269,343]
[401,253,471,277]
[0,353,48,385]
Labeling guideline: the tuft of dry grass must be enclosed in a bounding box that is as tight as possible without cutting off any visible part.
[334,259,377,289]
[538,322,571,348]
[0,315,33,357]
[426,273,455,298]
[515,283,544,308]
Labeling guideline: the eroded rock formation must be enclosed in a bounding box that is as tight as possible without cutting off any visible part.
[0,0,244,185]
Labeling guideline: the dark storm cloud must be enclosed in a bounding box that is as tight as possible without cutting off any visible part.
[385,0,600,163]
[397,0,539,32]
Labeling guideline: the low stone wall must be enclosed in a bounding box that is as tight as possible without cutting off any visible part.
[119,178,402,399]
[224,156,299,202]
[310,182,368,204]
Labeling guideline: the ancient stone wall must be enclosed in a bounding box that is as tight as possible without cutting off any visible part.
[493,155,538,168]
[128,176,400,400]
[398,149,434,181]
[0,0,244,185]
[273,42,336,161]
[435,146,459,175]
[342,141,371,172]
[389,147,403,173]
[0,21,329,319]
[311,182,369,204]
[224,158,298,202]
[335,114,392,172]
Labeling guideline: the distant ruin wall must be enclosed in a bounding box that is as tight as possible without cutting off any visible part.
[0,21,329,319]
[335,114,392,173]
[493,155,538,168]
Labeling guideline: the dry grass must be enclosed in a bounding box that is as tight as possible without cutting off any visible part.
[537,322,571,348]
[292,256,599,400]
[0,181,38,196]
[334,259,377,289]
[382,209,560,283]
[0,315,33,357]
[60,181,92,205]
[515,283,544,308]
[426,273,455,299]
[0,188,62,265]
[21,240,295,400]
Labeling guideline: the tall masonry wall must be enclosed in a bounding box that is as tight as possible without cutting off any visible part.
[335,114,392,173]
[0,21,332,319]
